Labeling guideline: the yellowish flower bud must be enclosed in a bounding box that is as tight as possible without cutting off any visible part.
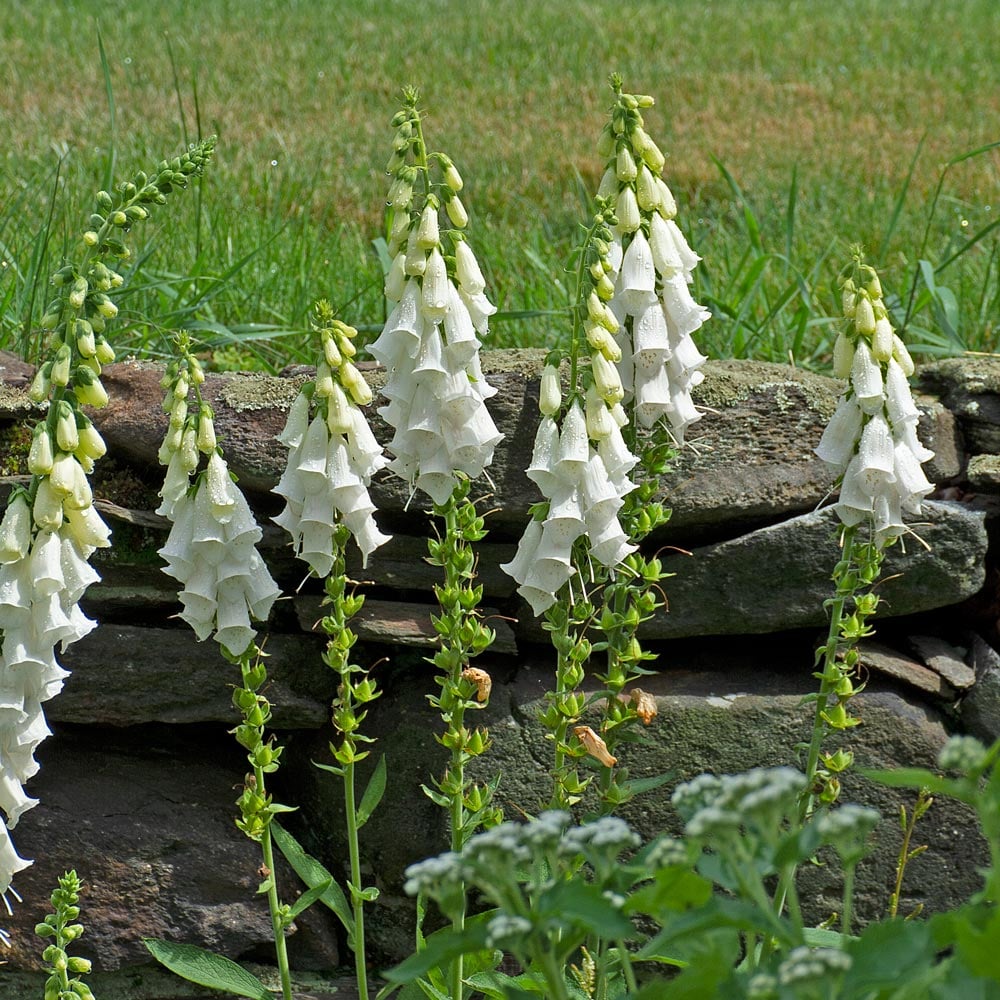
[76,421,107,461]
[585,322,621,362]
[832,332,854,378]
[29,364,52,402]
[892,334,915,377]
[854,294,876,336]
[323,331,342,369]
[446,194,468,229]
[197,409,217,453]
[55,402,79,452]
[341,361,373,406]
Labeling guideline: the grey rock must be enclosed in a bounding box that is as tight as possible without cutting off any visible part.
[53,626,333,728]
[918,356,1000,454]
[967,453,1000,492]
[511,500,985,640]
[6,725,340,974]
[909,634,977,690]
[860,640,955,699]
[960,633,1000,742]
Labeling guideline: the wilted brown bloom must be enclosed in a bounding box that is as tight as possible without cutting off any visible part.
[573,725,617,767]
[461,666,492,703]
[629,688,658,725]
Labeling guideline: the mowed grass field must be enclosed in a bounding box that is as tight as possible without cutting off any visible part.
[1,0,998,370]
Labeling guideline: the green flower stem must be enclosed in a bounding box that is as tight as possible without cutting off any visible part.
[322,525,377,1000]
[259,818,293,1000]
[801,525,858,821]
[842,863,858,938]
[231,647,293,1000]
[615,940,638,995]
[426,482,499,1000]
[535,945,573,1000]
[343,758,370,1000]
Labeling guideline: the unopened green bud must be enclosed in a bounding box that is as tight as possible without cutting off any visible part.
[69,276,89,309]
[51,344,72,386]
[96,190,114,211]
[73,367,109,408]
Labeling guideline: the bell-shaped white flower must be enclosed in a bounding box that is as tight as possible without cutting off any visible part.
[818,260,935,545]
[160,459,280,656]
[371,254,502,505]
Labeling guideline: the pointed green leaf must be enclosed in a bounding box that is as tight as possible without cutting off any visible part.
[357,754,387,828]
[270,821,354,936]
[143,939,273,999]
[287,877,333,920]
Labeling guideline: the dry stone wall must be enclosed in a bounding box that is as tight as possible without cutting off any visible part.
[0,350,998,997]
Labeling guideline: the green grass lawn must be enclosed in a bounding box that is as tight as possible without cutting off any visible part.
[1,0,998,371]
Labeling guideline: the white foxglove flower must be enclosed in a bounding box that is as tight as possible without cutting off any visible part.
[502,399,637,615]
[160,458,280,656]
[817,260,934,545]
[371,256,502,505]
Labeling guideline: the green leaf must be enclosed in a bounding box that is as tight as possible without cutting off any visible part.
[270,821,354,937]
[537,880,634,939]
[287,877,333,921]
[143,939,273,999]
[358,754,387,828]
[842,919,934,993]
[383,919,491,984]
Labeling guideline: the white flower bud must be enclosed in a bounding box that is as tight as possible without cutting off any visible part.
[592,351,625,404]
[539,364,561,416]
[872,315,894,362]
[76,421,106,461]
[597,166,618,201]
[636,163,659,211]
[384,251,407,301]
[891,334,915,377]
[455,240,486,295]
[616,145,638,182]
[404,224,427,276]
[0,493,32,563]
[28,424,55,475]
[341,361,373,406]
[585,385,614,439]
[616,186,641,233]
[33,476,64,531]
[417,203,440,250]
[421,248,449,319]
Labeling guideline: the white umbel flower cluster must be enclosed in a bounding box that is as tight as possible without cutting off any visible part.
[815,258,934,545]
[156,346,280,656]
[501,395,638,616]
[274,311,391,573]
[369,99,502,506]
[596,82,710,444]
